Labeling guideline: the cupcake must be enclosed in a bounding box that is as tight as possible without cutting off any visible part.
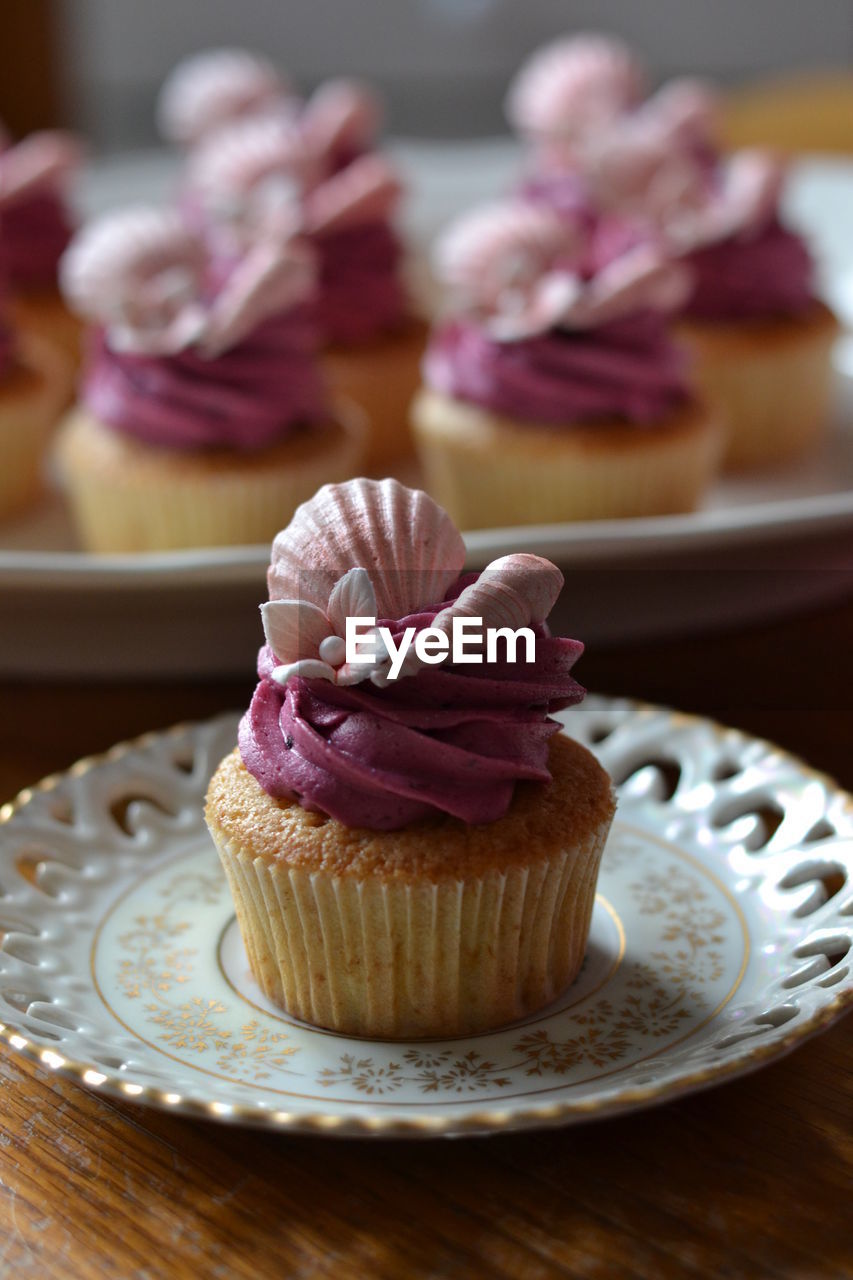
[506,41,837,469]
[0,272,65,522]
[205,477,615,1038]
[0,125,84,382]
[184,86,427,469]
[56,207,363,553]
[411,200,721,529]
[660,151,838,469]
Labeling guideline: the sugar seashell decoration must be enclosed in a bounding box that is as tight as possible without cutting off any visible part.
[0,131,84,208]
[267,478,467,620]
[262,481,568,689]
[157,48,292,147]
[60,205,316,357]
[299,79,382,167]
[506,33,645,159]
[434,199,689,341]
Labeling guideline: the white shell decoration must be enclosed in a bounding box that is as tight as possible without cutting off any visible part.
[157,48,291,146]
[433,554,563,636]
[267,478,467,621]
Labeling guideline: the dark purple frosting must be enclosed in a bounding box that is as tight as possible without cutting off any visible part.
[239,577,585,830]
[424,315,690,425]
[314,221,407,345]
[0,191,73,291]
[683,219,816,321]
[81,309,329,451]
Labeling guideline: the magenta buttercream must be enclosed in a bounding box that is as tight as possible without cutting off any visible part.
[239,578,585,829]
[684,219,815,321]
[314,221,406,344]
[0,191,73,290]
[81,309,328,450]
[424,315,689,425]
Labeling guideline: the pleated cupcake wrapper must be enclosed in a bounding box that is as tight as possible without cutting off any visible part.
[57,415,364,553]
[0,378,59,521]
[411,390,722,528]
[212,821,609,1039]
[685,323,837,469]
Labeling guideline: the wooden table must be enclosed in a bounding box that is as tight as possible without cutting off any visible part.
[1,596,852,1280]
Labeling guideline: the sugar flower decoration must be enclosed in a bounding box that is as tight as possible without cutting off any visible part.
[59,205,316,358]
[434,200,689,341]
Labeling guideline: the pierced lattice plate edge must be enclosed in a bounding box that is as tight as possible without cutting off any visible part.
[0,697,850,1138]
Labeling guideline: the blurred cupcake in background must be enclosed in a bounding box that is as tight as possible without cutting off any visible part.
[0,265,67,523]
[506,33,837,469]
[183,78,427,470]
[411,199,721,529]
[0,123,85,389]
[56,206,363,553]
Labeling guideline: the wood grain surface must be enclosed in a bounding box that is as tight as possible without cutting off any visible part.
[1,595,852,1280]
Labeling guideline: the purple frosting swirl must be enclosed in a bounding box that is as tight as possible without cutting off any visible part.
[314,221,406,345]
[239,578,585,830]
[683,219,816,321]
[424,316,689,425]
[0,191,73,291]
[81,309,329,450]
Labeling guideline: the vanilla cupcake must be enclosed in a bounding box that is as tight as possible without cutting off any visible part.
[0,125,84,385]
[0,277,66,522]
[184,87,427,469]
[506,44,837,470]
[411,200,720,528]
[56,208,363,553]
[205,477,615,1037]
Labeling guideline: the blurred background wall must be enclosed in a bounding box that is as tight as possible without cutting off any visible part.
[2,0,853,147]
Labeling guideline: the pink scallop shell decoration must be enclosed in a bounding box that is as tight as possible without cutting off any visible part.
[299,78,382,163]
[267,478,467,621]
[434,200,579,309]
[59,207,207,353]
[157,48,291,146]
[0,131,84,208]
[506,33,645,143]
[304,153,402,235]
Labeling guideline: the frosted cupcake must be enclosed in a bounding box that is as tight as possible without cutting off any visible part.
[186,88,426,469]
[56,207,363,553]
[0,272,65,521]
[506,43,836,469]
[411,200,721,528]
[0,125,84,381]
[205,477,615,1037]
[659,152,837,469]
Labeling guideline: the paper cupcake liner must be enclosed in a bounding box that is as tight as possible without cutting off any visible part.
[56,408,365,553]
[680,305,839,469]
[323,318,428,470]
[411,388,722,529]
[211,819,609,1039]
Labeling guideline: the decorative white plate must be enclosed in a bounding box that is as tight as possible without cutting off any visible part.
[1,697,850,1137]
[2,147,853,674]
